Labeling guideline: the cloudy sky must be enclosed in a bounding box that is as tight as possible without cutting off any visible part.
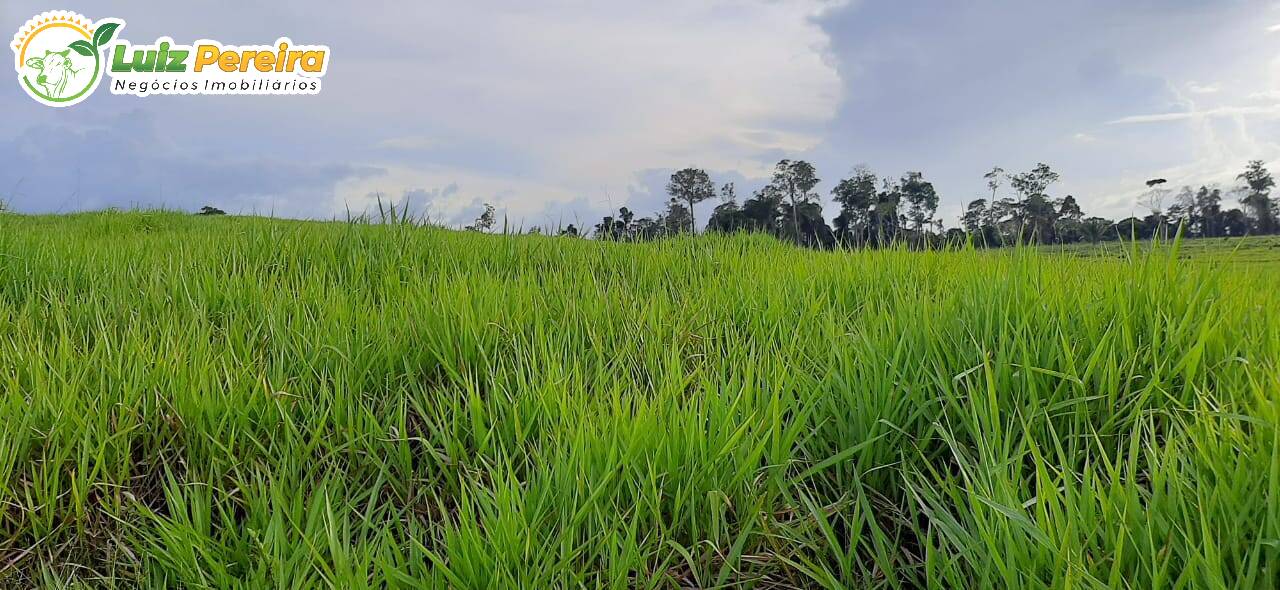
[3,1,1279,228]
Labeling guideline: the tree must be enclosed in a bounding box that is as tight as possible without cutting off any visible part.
[706,200,747,233]
[871,178,902,245]
[465,203,496,232]
[720,182,736,204]
[780,200,836,248]
[1080,217,1112,243]
[1058,195,1083,221]
[1114,216,1150,240]
[768,159,820,244]
[900,171,940,236]
[1008,163,1061,242]
[659,198,693,235]
[1023,193,1060,242]
[593,206,637,240]
[961,199,987,233]
[559,224,579,237]
[831,167,878,245]
[1237,160,1276,234]
[961,198,1003,247]
[1221,208,1250,237]
[742,186,784,234]
[1139,178,1171,217]
[984,167,1004,201]
[1055,195,1084,243]
[1009,164,1060,203]
[197,205,226,216]
[1194,186,1223,237]
[1166,186,1198,235]
[632,216,664,240]
[706,184,747,234]
[665,168,716,234]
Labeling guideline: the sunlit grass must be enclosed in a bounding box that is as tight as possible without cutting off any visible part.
[1,210,1277,588]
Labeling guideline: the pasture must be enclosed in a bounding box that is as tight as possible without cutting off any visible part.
[0,211,1277,588]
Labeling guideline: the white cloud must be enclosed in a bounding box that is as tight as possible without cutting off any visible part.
[1187,81,1221,94]
[1107,105,1280,125]
[375,137,442,151]
[327,0,849,213]
[3,0,848,219]
[334,165,592,229]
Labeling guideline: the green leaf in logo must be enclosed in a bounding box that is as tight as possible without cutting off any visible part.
[69,40,95,57]
[92,22,120,47]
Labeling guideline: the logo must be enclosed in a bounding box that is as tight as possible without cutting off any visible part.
[11,11,120,107]
[12,11,330,107]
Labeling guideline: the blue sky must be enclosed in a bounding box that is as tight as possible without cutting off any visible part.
[3,1,1278,227]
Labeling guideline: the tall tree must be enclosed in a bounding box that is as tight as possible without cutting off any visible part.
[1166,187,1198,235]
[871,178,902,244]
[768,159,821,244]
[1140,178,1171,217]
[592,206,636,240]
[984,166,1004,201]
[1237,160,1276,234]
[1194,186,1223,237]
[720,182,736,204]
[1056,195,1084,243]
[706,183,746,234]
[742,186,784,234]
[665,168,716,234]
[659,198,693,235]
[961,199,988,233]
[831,166,878,245]
[1008,163,1061,242]
[1058,195,1083,221]
[780,200,836,248]
[900,171,940,235]
[1009,164,1060,203]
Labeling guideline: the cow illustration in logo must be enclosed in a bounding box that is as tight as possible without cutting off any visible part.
[27,48,80,97]
[11,11,121,107]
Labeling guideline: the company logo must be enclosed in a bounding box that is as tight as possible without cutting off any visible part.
[11,11,119,107]
[12,11,330,107]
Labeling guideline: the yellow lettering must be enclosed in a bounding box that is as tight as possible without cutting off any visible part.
[218,50,239,72]
[193,45,219,72]
[276,42,289,72]
[301,51,324,73]
[255,51,275,72]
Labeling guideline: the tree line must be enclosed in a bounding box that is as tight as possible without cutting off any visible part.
[565,159,1277,247]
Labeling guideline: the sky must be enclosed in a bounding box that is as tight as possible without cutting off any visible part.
[3,1,1279,228]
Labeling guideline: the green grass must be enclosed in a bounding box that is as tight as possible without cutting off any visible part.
[1043,235,1280,264]
[1,210,1277,588]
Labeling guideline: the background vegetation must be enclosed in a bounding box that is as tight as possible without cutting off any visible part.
[0,211,1277,588]
[579,160,1278,250]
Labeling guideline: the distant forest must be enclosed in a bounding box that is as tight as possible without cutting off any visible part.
[536,159,1277,248]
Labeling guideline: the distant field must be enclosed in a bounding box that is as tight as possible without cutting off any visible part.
[1042,234,1280,263]
[1,212,1277,588]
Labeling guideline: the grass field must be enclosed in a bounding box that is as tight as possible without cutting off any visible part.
[1,211,1278,588]
[1043,235,1280,264]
